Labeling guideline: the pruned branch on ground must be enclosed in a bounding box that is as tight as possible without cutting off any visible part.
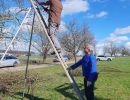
[0,73,42,97]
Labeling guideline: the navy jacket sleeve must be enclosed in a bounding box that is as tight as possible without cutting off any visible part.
[88,55,98,82]
[70,59,82,70]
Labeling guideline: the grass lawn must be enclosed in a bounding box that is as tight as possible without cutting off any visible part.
[0,57,130,100]
[17,56,53,66]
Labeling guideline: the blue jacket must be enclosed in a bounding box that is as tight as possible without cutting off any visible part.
[70,53,98,82]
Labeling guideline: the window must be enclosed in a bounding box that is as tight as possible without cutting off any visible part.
[5,56,17,60]
[5,56,11,60]
[10,56,17,59]
[98,55,104,57]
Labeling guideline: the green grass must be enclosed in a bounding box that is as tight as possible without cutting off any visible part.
[0,57,130,100]
[96,57,130,100]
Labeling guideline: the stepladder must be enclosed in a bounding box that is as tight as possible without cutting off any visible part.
[29,0,85,99]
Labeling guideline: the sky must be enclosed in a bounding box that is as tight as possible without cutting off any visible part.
[61,0,130,52]
[2,0,130,54]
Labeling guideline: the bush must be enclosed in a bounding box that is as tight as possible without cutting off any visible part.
[0,73,42,96]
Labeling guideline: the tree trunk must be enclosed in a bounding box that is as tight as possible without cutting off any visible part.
[42,44,50,63]
[42,54,47,63]
[73,52,77,63]
[42,49,47,63]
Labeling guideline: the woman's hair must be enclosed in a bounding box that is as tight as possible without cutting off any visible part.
[84,44,94,52]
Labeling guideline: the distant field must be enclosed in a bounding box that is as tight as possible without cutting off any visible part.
[17,56,53,66]
[0,56,130,100]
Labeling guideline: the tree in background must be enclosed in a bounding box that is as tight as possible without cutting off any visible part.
[0,0,28,49]
[60,19,95,62]
[102,42,119,57]
[102,42,130,57]
[119,45,130,56]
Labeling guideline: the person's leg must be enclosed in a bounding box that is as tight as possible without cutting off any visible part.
[84,77,88,99]
[51,34,61,50]
[48,22,61,52]
[89,82,94,100]
[84,78,95,100]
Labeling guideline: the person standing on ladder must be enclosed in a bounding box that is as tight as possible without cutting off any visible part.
[67,44,98,100]
[34,0,63,55]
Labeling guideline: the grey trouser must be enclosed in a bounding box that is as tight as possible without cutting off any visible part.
[48,21,61,50]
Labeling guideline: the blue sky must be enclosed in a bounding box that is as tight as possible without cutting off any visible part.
[61,0,130,48]
[2,0,130,52]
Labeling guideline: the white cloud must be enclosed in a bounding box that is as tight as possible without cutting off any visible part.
[14,41,38,52]
[62,0,89,16]
[20,14,48,33]
[107,26,130,42]
[87,14,95,19]
[93,0,103,2]
[87,11,108,19]
[125,42,130,48]
[96,11,108,18]
[92,0,108,3]
[97,26,130,54]
[107,35,129,42]
[20,13,67,33]
[20,16,32,32]
[96,41,108,55]
[112,26,130,35]
[12,41,29,51]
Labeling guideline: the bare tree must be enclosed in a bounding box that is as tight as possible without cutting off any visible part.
[103,44,108,56]
[32,33,50,63]
[61,20,80,62]
[0,0,27,49]
[60,20,95,62]
[104,42,120,57]
[12,0,25,7]
[118,45,130,56]
[81,25,95,46]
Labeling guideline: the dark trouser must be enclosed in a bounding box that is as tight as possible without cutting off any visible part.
[84,77,95,100]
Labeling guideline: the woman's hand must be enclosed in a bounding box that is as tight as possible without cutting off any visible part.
[87,81,92,87]
[67,67,72,71]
